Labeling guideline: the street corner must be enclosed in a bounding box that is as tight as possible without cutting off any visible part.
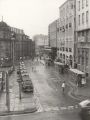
[12,95,38,114]
[68,87,88,102]
[67,84,81,101]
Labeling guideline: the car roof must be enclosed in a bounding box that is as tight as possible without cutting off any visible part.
[79,99,90,107]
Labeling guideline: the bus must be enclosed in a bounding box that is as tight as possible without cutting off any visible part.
[69,68,86,87]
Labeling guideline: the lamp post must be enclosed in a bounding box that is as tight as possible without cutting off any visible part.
[17,73,22,100]
[11,33,15,71]
[6,72,10,111]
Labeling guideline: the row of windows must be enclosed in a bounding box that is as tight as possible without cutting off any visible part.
[78,49,88,65]
[78,0,88,11]
[59,23,72,32]
[78,11,89,25]
[59,47,72,52]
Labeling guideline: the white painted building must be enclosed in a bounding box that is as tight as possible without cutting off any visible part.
[76,0,90,76]
[58,0,75,67]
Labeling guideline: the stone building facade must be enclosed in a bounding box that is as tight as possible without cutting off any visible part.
[58,0,75,67]
[76,0,90,76]
[0,21,35,67]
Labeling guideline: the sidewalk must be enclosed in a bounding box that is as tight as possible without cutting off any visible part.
[58,69,90,101]
[69,80,90,101]
[39,59,90,101]
[0,67,37,115]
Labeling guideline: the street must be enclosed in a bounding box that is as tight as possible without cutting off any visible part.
[25,60,79,111]
[0,111,80,120]
[0,60,81,120]
[25,60,81,119]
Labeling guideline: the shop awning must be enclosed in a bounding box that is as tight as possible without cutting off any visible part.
[54,62,64,66]
[69,68,85,75]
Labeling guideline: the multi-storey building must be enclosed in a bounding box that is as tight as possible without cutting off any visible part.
[76,0,90,76]
[48,19,59,60]
[0,20,35,67]
[58,0,75,67]
[33,34,48,56]
[48,20,58,48]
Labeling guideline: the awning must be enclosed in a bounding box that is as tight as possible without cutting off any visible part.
[54,62,64,66]
[69,68,85,75]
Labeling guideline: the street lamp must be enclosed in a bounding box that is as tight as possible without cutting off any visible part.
[11,33,15,71]
[6,71,10,111]
[17,71,22,100]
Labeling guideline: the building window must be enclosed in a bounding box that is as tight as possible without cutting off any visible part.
[86,11,89,24]
[82,31,84,36]
[78,49,80,64]
[86,0,88,7]
[82,13,84,24]
[82,50,84,65]
[82,0,84,9]
[66,48,68,52]
[69,48,72,52]
[66,24,68,29]
[62,47,65,51]
[69,23,72,28]
[79,15,80,25]
[86,50,88,66]
[78,1,80,11]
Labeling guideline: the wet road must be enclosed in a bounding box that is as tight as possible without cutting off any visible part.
[0,111,80,120]
[25,60,81,117]
[0,60,81,120]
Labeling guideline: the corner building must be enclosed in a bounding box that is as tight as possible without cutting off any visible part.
[76,0,90,76]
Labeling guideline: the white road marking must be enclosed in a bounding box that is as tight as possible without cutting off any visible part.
[60,107,67,110]
[67,106,74,110]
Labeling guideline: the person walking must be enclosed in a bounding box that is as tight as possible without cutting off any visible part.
[61,81,66,94]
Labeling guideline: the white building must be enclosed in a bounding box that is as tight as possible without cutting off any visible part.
[76,0,90,76]
[58,0,75,67]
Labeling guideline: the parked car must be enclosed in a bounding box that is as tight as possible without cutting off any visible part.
[21,75,34,93]
[22,80,33,93]
[79,99,90,120]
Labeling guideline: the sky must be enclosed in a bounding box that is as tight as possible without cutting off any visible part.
[0,0,66,38]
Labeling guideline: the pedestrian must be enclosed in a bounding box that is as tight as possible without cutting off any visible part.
[81,77,86,87]
[61,81,66,94]
[32,66,34,72]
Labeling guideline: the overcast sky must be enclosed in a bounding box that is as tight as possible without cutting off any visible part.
[0,0,66,38]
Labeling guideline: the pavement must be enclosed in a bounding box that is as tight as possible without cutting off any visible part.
[40,59,90,101]
[0,67,37,115]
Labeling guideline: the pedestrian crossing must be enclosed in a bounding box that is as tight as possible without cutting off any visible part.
[37,104,79,113]
[34,93,79,113]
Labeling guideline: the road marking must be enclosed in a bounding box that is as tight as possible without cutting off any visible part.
[60,107,67,110]
[67,106,74,110]
[36,104,79,113]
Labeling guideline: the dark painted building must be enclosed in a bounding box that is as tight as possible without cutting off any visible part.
[0,21,35,67]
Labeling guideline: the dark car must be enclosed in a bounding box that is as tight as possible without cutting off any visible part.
[79,99,90,120]
[21,75,34,93]
[22,80,34,92]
